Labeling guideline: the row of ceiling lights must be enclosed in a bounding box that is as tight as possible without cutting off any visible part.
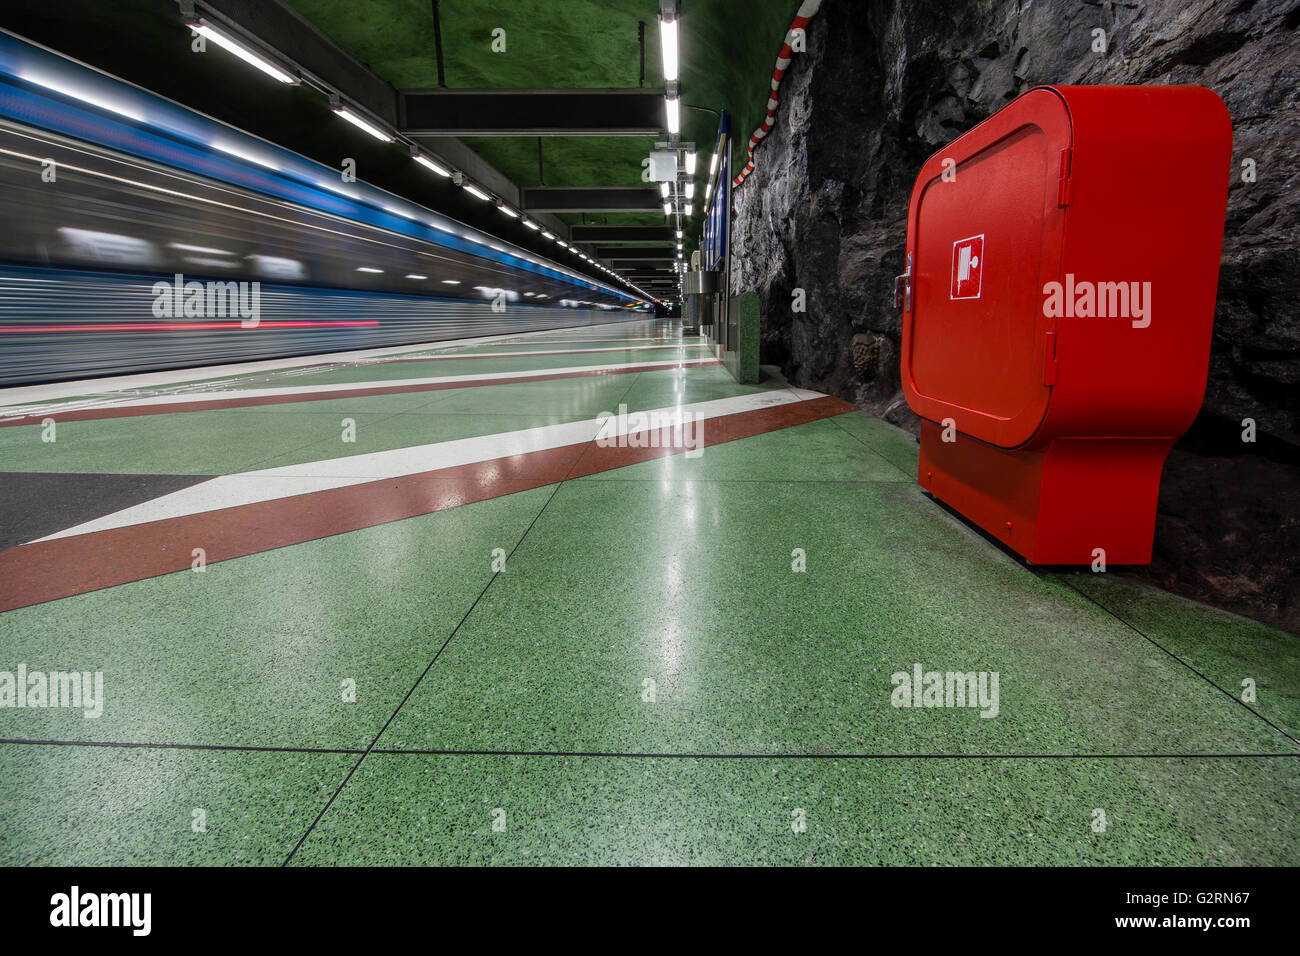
[660,9,688,295]
[183,11,654,303]
[659,7,727,299]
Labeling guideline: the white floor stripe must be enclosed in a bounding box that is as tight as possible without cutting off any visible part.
[35,389,826,542]
[2,357,719,417]
[0,319,659,405]
[365,344,705,362]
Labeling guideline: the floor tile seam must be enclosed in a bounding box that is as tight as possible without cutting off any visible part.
[279,455,584,864]
[823,412,917,479]
[5,738,1295,760]
[1049,573,1300,749]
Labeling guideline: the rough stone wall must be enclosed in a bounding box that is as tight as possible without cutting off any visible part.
[730,0,1300,630]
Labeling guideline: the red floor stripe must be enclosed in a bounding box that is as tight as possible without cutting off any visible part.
[377,345,706,362]
[0,396,853,611]
[0,360,721,428]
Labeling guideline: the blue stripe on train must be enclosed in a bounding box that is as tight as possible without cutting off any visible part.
[0,31,636,303]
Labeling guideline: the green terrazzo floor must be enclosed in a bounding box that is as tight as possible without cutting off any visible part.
[2,320,1297,866]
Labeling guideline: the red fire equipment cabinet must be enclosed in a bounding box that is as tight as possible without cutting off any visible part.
[898,85,1231,565]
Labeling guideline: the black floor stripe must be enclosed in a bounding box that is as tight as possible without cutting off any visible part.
[0,471,216,550]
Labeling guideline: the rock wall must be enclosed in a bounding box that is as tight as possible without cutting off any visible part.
[730,0,1300,630]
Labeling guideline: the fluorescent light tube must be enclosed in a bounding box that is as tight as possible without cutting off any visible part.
[659,17,679,81]
[333,105,393,142]
[665,96,680,134]
[190,22,297,84]
[413,154,451,176]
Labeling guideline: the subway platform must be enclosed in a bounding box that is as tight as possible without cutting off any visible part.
[1,319,1296,866]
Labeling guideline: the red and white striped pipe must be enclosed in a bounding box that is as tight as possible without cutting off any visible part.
[733,0,824,188]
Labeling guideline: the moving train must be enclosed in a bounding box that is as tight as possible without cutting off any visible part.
[0,30,647,387]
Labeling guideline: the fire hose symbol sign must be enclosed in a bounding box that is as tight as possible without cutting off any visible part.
[950,234,984,300]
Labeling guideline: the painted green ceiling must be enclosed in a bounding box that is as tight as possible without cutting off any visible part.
[286,0,798,230]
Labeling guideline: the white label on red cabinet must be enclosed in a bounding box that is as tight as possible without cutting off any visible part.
[950,234,984,300]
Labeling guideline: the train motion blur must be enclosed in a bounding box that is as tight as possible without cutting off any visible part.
[0,30,648,386]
